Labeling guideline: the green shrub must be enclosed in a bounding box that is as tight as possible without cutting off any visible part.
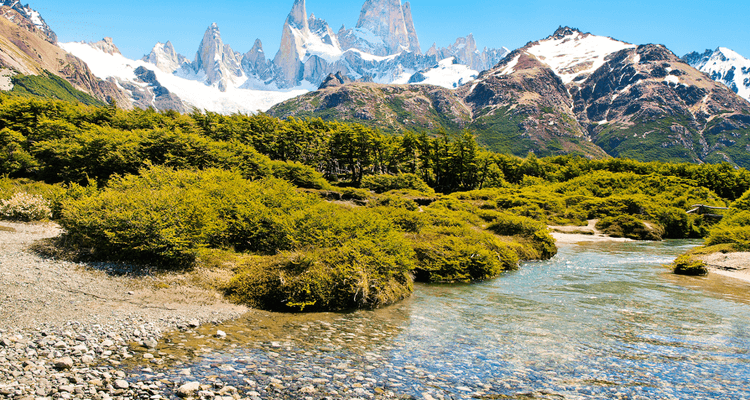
[271,160,330,189]
[706,226,750,251]
[372,206,426,233]
[0,128,37,176]
[595,215,663,241]
[0,192,52,221]
[227,234,415,312]
[370,194,419,211]
[486,212,557,259]
[672,255,708,276]
[361,173,434,194]
[731,189,750,212]
[410,228,519,283]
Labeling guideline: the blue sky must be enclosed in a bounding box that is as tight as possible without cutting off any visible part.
[29,0,750,61]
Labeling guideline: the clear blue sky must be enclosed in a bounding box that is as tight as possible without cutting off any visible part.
[29,0,750,61]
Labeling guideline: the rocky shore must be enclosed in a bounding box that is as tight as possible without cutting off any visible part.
[0,222,247,399]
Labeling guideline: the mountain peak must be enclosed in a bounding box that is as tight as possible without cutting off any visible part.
[0,0,56,43]
[550,26,584,40]
[286,0,309,32]
[195,22,243,91]
[354,0,419,56]
[91,37,121,56]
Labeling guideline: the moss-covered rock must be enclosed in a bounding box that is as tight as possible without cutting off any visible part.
[672,256,708,276]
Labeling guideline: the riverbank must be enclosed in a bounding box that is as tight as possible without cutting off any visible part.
[0,222,247,399]
[697,252,750,283]
[549,219,633,244]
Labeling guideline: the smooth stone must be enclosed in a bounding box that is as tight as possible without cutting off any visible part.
[114,379,129,389]
[177,381,201,398]
[54,357,74,370]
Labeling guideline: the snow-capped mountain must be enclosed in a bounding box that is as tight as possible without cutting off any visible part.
[683,47,750,102]
[408,57,479,88]
[522,26,635,84]
[0,0,55,43]
[60,0,511,114]
[60,40,308,114]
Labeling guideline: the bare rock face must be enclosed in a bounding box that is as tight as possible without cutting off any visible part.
[241,39,274,84]
[318,71,353,89]
[426,34,510,72]
[273,0,309,88]
[132,66,189,112]
[683,47,750,103]
[142,41,190,73]
[348,0,414,56]
[193,23,243,91]
[91,37,121,55]
[573,44,750,165]
[402,2,420,54]
[0,0,56,43]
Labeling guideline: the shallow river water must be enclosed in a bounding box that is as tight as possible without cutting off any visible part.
[130,240,750,399]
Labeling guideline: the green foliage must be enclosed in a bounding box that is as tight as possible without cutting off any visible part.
[228,233,415,312]
[7,72,105,106]
[595,215,664,241]
[361,173,434,194]
[672,255,708,276]
[270,160,330,189]
[486,213,557,259]
[731,189,750,212]
[410,226,519,283]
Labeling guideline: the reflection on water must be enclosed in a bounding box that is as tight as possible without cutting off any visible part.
[128,240,750,399]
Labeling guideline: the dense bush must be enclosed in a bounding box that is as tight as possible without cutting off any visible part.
[410,227,519,283]
[0,192,52,221]
[57,166,325,265]
[270,160,330,189]
[487,213,557,259]
[361,173,434,194]
[227,234,414,312]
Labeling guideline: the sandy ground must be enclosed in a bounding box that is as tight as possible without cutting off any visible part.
[0,221,247,332]
[549,219,633,244]
[697,252,750,284]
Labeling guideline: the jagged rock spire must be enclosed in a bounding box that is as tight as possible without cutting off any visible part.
[194,23,243,91]
[286,0,309,33]
[354,0,419,56]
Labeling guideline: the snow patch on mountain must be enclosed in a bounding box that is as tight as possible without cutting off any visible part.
[61,41,308,114]
[527,27,635,84]
[684,47,750,102]
[409,58,478,88]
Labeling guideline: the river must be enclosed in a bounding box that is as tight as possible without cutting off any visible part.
[130,240,750,399]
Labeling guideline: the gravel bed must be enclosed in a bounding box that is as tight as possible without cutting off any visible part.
[0,222,248,399]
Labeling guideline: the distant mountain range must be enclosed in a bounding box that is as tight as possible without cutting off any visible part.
[57,0,509,114]
[1,0,750,167]
[270,27,750,167]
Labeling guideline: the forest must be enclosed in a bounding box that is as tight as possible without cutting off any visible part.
[1,95,749,311]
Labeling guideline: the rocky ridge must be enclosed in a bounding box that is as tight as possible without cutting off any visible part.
[138,0,510,94]
[683,47,750,103]
[0,10,130,106]
[270,27,750,167]
[0,0,55,43]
